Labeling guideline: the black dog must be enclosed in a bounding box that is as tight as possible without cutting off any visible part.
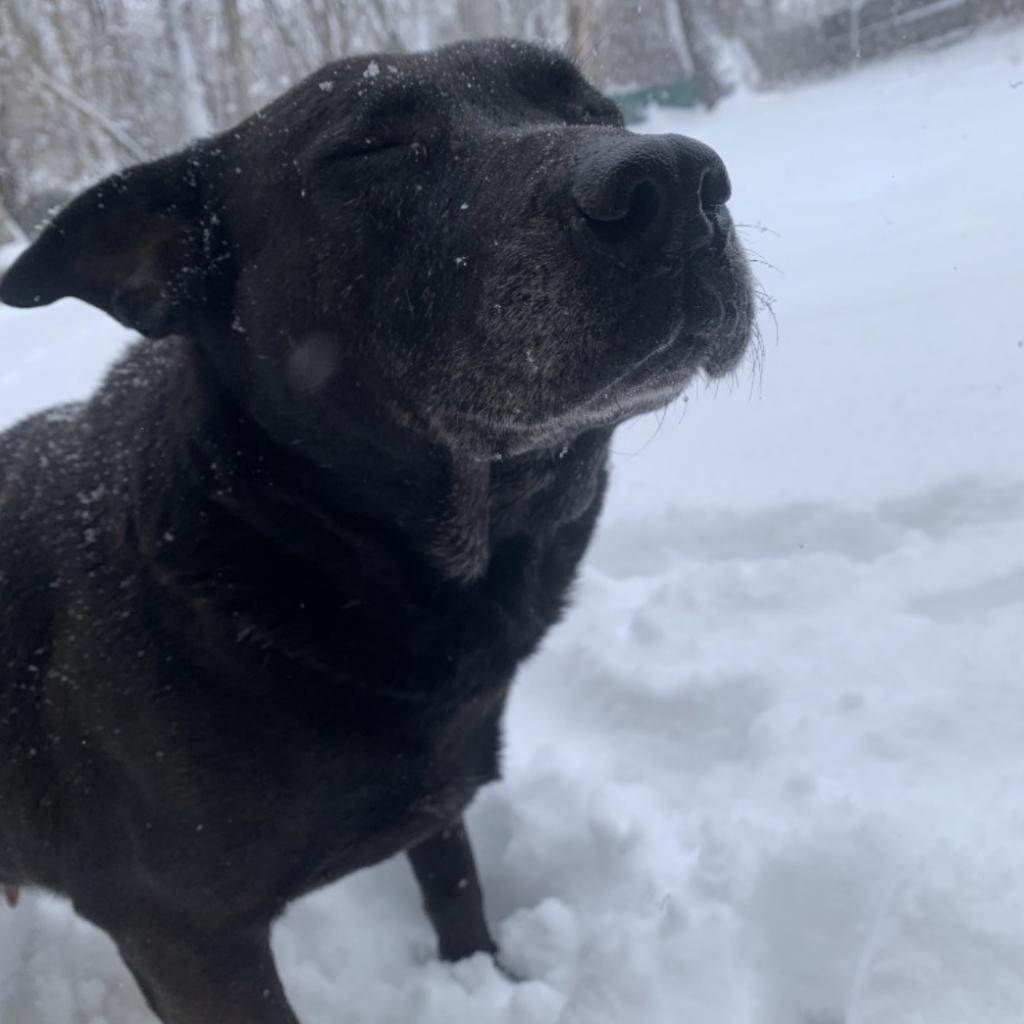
[0,39,751,1024]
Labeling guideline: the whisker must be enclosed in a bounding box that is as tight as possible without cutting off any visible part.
[735,221,781,238]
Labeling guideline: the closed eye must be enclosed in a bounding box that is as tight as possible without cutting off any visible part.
[304,137,428,174]
[338,138,410,156]
[348,140,430,164]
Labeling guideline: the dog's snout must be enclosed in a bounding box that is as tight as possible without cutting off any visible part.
[572,134,731,262]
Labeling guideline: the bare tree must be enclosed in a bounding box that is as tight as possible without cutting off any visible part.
[0,0,1008,220]
[30,62,149,162]
[160,0,213,137]
[309,0,351,64]
[360,0,408,52]
[672,0,731,109]
[0,83,28,243]
[219,0,253,118]
[568,0,598,79]
[260,0,310,80]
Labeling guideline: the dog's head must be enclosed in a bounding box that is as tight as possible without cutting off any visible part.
[0,39,752,459]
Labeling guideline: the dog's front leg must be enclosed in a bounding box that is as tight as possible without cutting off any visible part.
[115,925,300,1024]
[407,818,498,962]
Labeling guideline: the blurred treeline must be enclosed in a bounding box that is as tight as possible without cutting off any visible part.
[0,0,1020,242]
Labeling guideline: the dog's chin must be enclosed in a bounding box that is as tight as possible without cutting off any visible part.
[441,306,753,460]
[686,282,755,381]
[675,223,756,381]
[697,316,754,379]
[585,301,754,414]
[466,342,699,460]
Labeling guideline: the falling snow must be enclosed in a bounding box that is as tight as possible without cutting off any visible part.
[1,23,1023,1024]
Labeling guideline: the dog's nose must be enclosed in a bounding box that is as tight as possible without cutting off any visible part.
[572,134,731,262]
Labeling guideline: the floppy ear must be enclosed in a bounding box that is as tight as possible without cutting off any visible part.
[0,147,228,338]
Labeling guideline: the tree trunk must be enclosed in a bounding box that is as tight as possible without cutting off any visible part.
[568,0,598,80]
[309,0,345,65]
[220,0,252,118]
[0,82,27,242]
[674,0,731,109]
[160,0,213,138]
[260,0,307,80]
[43,0,105,168]
[0,200,28,245]
[361,0,406,52]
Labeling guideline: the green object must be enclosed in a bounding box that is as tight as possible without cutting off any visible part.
[610,76,701,124]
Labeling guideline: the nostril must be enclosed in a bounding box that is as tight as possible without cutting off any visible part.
[624,179,661,236]
[577,177,664,250]
[699,161,732,214]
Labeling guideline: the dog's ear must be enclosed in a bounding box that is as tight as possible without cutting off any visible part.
[0,147,228,338]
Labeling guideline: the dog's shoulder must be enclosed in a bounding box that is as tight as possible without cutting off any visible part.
[0,404,84,696]
[1,336,187,548]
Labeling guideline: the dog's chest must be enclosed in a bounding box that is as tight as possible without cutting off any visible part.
[86,459,604,911]
[214,538,564,895]
[279,700,503,898]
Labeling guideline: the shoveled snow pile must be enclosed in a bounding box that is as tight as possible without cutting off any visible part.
[1,22,1023,1024]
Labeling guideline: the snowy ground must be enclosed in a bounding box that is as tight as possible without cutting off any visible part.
[2,22,1024,1024]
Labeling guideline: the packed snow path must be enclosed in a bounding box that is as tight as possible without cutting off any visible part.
[1,23,1023,1024]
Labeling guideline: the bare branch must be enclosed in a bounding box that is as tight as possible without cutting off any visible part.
[29,60,149,163]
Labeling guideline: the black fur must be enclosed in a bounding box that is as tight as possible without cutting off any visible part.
[0,39,751,1023]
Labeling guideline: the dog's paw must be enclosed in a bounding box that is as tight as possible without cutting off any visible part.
[493,955,526,984]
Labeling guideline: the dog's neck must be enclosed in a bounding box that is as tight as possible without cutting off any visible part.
[420,456,492,583]
[175,339,609,587]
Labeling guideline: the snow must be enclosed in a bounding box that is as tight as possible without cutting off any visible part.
[2,23,1024,1023]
